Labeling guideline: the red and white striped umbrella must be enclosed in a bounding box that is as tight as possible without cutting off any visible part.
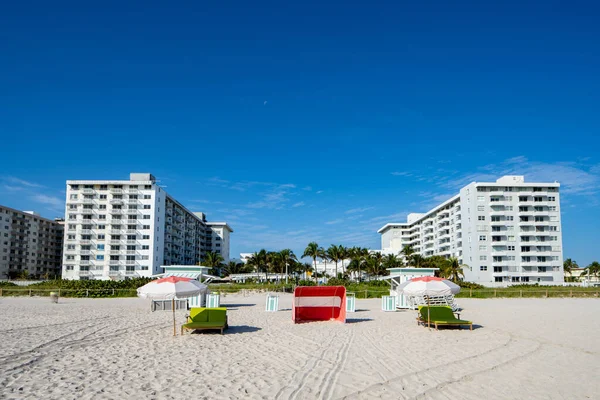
[137,276,207,299]
[398,276,460,297]
[137,276,207,336]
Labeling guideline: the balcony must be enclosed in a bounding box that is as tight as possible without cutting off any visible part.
[79,250,92,255]
[110,199,124,205]
[79,260,91,265]
[82,189,95,194]
[109,260,121,266]
[108,270,121,276]
[110,229,122,235]
[110,209,123,214]
[79,240,91,245]
[110,250,121,255]
[110,240,121,245]
[110,189,123,194]
[82,199,95,205]
[126,209,139,215]
[126,240,137,244]
[80,229,92,235]
[126,229,137,234]
[79,270,90,276]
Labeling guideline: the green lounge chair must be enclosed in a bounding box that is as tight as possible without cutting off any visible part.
[417,306,472,331]
[181,307,228,335]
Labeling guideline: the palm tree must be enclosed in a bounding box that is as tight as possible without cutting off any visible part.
[364,254,387,278]
[223,260,248,276]
[439,257,467,282]
[563,258,578,281]
[582,261,600,282]
[382,253,403,269]
[202,251,225,276]
[338,245,348,278]
[326,245,341,278]
[410,254,427,268]
[400,245,415,262]
[247,249,269,282]
[303,242,325,285]
[279,249,297,284]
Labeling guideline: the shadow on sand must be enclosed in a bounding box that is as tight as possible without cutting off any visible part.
[345,318,373,324]
[221,304,256,308]
[191,325,262,335]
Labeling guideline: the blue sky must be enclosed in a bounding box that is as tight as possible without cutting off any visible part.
[1,1,599,266]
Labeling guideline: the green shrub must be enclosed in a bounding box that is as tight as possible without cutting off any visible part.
[0,281,18,288]
[297,280,316,286]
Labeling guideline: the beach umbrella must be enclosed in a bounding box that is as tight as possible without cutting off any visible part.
[398,276,460,330]
[137,276,207,336]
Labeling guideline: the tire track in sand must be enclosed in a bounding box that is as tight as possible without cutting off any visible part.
[320,329,355,400]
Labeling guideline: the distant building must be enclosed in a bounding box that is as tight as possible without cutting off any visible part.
[194,215,233,264]
[61,173,231,280]
[239,253,253,264]
[0,206,64,279]
[378,176,564,286]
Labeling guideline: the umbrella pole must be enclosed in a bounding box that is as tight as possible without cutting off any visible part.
[172,298,176,336]
[428,295,431,331]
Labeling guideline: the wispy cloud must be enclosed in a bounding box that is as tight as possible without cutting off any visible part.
[325,219,345,225]
[316,190,324,194]
[5,177,45,188]
[292,201,305,208]
[302,186,312,191]
[390,171,413,177]
[30,194,64,208]
[246,184,297,210]
[345,207,374,214]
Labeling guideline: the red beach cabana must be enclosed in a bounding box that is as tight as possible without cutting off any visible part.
[292,286,346,323]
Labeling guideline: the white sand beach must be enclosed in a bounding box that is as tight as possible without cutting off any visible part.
[1,294,599,400]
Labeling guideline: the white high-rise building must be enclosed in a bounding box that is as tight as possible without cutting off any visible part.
[61,173,232,280]
[0,206,64,279]
[378,176,564,286]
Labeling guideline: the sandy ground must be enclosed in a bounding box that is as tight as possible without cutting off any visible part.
[0,294,599,400]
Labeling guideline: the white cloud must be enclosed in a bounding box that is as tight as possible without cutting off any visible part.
[325,219,344,225]
[345,207,374,214]
[302,186,312,191]
[292,201,305,208]
[316,190,324,194]
[5,177,44,188]
[30,194,64,208]
[391,171,412,177]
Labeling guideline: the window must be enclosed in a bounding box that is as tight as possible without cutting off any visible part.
[479,245,487,251]
[142,235,150,240]
[477,196,485,202]
[479,235,487,241]
[100,194,107,199]
[96,255,104,260]
[144,195,151,199]
[66,265,74,271]
[507,245,515,251]
[142,225,150,229]
[143,215,151,219]
[548,196,556,201]
[507,225,514,231]
[98,225,106,230]
[98,215,106,220]
[97,244,105,250]
[478,216,485,221]
[549,226,558,231]
[477,205,485,211]
[480,266,488,271]
[142,245,149,250]
[67,244,76,250]
[67,234,76,240]
[506,216,514,221]
[480,255,487,261]
[494,266,502,273]
[66,255,75,260]
[538,266,547,273]
[549,206,557,211]
[99,204,106,209]
[506,206,513,211]
[495,277,503,282]
[70,194,78,200]
[143,205,151,209]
